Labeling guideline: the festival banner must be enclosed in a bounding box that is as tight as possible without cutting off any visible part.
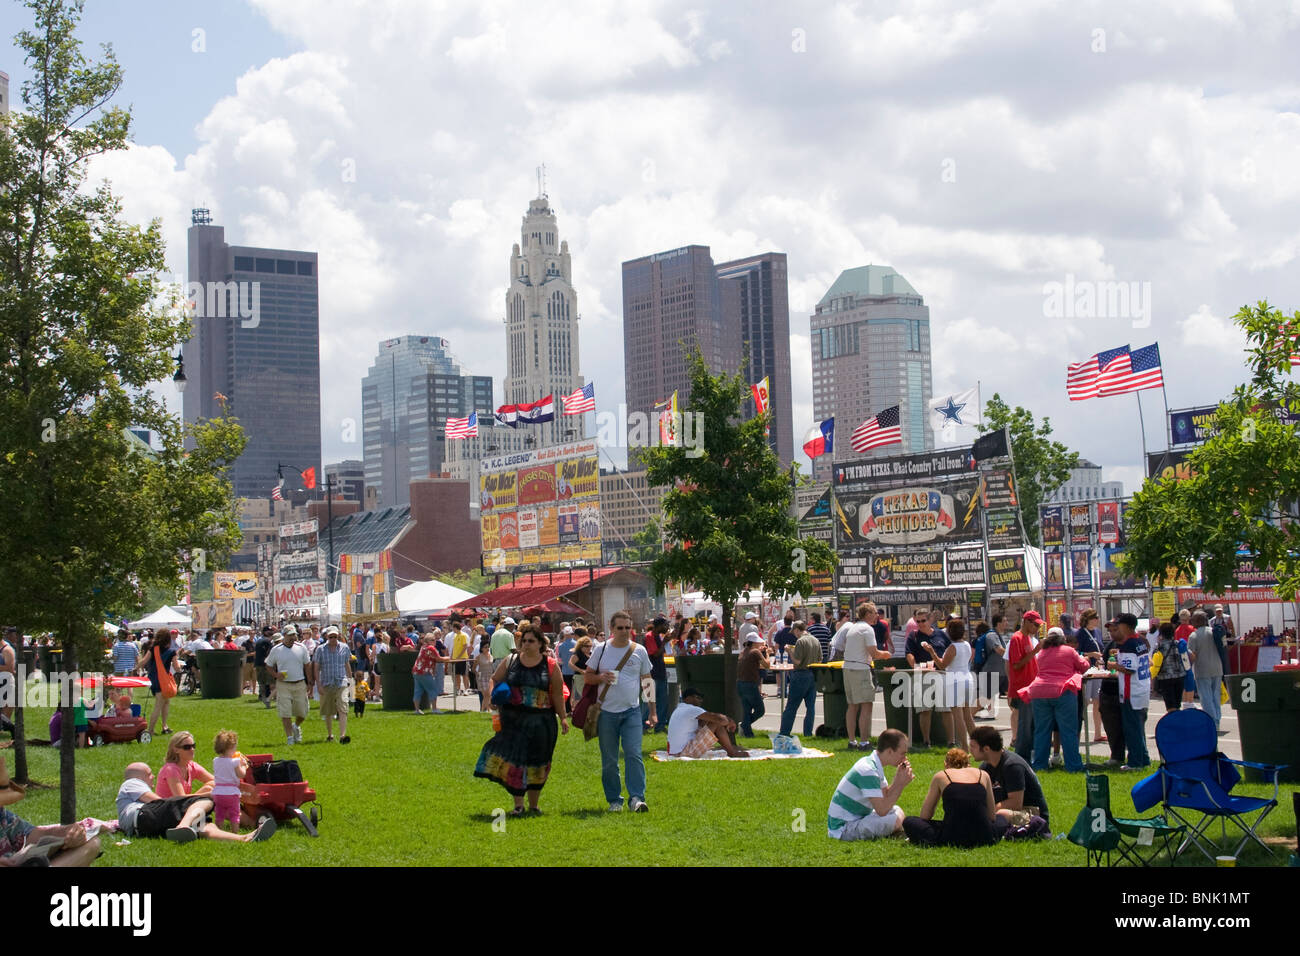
[832,448,982,493]
[1151,589,1177,622]
[213,571,257,599]
[861,587,974,605]
[272,581,328,609]
[1072,595,1098,620]
[557,504,580,544]
[1146,450,1197,483]
[966,589,987,624]
[480,513,500,552]
[985,508,1024,550]
[837,478,982,551]
[578,503,602,542]
[988,552,1031,593]
[1044,552,1066,592]
[1045,597,1067,628]
[278,519,319,555]
[1176,585,1283,605]
[517,507,539,548]
[1039,506,1065,552]
[979,470,1017,509]
[561,544,583,563]
[537,505,559,546]
[192,600,234,629]
[580,541,601,562]
[557,455,599,500]
[517,464,557,506]
[869,550,946,588]
[944,546,987,587]
[1069,546,1093,589]
[480,470,517,512]
[1099,547,1140,590]
[499,513,520,550]
[837,554,871,589]
[1233,558,1278,587]
[1068,504,1092,546]
[537,545,560,566]
[1096,502,1120,545]
[1169,400,1300,446]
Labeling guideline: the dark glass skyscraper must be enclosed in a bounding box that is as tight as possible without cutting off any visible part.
[183,210,321,501]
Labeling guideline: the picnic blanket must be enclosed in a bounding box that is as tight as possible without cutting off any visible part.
[652,747,833,762]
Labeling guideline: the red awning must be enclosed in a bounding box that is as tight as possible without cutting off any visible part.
[452,568,623,610]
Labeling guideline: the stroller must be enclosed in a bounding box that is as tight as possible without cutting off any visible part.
[239,753,321,837]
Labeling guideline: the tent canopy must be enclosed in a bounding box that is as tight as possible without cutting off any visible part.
[395,579,476,615]
[131,605,191,628]
[452,568,621,610]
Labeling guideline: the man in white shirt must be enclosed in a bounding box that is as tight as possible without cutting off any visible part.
[587,610,653,812]
[666,688,748,758]
[738,611,761,646]
[837,603,894,750]
[265,626,311,746]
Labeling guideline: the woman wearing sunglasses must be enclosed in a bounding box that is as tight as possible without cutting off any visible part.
[474,623,568,816]
[156,731,215,798]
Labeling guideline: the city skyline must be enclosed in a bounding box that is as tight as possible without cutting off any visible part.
[8,1,1299,497]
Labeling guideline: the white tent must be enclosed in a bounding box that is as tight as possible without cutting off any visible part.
[131,605,192,628]
[396,579,476,615]
[327,590,342,619]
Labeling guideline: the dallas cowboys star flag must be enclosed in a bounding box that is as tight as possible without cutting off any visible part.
[929,387,979,436]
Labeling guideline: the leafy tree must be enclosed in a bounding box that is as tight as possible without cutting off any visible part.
[0,1,245,813]
[622,517,663,564]
[983,395,1080,548]
[1122,302,1300,599]
[438,568,492,596]
[644,350,835,717]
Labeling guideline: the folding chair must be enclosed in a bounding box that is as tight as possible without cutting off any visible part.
[1067,773,1183,866]
[1131,708,1289,862]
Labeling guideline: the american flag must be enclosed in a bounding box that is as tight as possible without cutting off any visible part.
[850,405,902,453]
[1098,342,1164,396]
[1067,345,1131,401]
[271,481,284,501]
[562,382,595,415]
[445,411,478,439]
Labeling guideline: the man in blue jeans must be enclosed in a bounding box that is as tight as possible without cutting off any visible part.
[1109,613,1151,770]
[779,621,821,736]
[589,611,653,812]
[737,631,770,736]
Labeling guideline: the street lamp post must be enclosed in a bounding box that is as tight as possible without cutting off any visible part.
[278,463,335,595]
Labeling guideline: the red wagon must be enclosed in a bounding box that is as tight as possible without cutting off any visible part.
[240,753,321,836]
[88,714,150,746]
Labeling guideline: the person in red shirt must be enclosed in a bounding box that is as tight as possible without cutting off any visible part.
[1173,609,1196,705]
[1006,611,1043,760]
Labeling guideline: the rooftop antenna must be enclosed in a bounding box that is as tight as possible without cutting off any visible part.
[191,207,212,225]
[536,163,547,199]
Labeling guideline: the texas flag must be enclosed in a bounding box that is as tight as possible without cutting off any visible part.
[802,418,834,458]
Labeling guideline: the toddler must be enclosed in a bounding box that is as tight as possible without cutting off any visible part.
[114,694,133,718]
[211,729,249,832]
[353,680,369,717]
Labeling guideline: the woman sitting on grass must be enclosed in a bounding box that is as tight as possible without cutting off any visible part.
[474,623,569,816]
[902,748,1005,847]
[156,731,215,798]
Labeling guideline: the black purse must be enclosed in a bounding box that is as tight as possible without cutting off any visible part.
[253,759,302,784]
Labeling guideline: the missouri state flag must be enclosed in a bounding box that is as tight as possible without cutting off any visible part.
[802,418,834,458]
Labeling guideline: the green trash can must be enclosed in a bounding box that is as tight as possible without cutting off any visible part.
[810,664,847,737]
[380,649,417,711]
[675,655,732,719]
[879,662,950,748]
[197,649,244,699]
[1226,672,1300,783]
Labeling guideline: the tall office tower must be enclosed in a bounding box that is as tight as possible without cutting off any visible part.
[622,245,739,463]
[324,459,366,503]
[716,253,794,468]
[501,189,586,448]
[184,210,321,501]
[362,336,494,508]
[809,265,932,483]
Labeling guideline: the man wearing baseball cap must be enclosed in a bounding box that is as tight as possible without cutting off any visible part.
[313,626,351,744]
[265,626,311,746]
[1007,611,1043,759]
[737,629,771,738]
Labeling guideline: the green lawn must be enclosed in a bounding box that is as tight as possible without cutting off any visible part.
[9,695,1296,867]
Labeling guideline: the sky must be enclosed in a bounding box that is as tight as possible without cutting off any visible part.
[4,0,1300,491]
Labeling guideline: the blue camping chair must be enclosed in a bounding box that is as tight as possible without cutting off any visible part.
[1131,708,1288,862]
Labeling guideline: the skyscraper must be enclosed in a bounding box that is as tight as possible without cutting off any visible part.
[622,245,738,460]
[183,210,320,501]
[362,335,494,508]
[809,265,933,483]
[501,190,585,447]
[716,252,794,468]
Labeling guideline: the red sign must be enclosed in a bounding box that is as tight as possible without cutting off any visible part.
[1177,587,1283,605]
[517,464,556,505]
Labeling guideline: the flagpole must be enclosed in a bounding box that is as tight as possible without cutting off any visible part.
[977,380,983,428]
[1160,383,1172,451]
[1135,391,1149,464]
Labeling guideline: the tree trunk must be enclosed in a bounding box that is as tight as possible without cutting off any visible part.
[721,606,740,721]
[59,627,78,825]
[12,699,27,784]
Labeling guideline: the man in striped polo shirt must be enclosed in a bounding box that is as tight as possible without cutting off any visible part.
[112,630,139,676]
[826,728,914,841]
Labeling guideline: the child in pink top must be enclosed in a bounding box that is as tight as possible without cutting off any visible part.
[211,729,249,832]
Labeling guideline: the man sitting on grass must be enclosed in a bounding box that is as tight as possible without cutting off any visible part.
[666,687,749,758]
[827,728,915,841]
[968,726,1050,834]
[0,755,100,867]
[115,763,275,844]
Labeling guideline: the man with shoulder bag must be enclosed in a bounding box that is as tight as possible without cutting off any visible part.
[582,611,652,813]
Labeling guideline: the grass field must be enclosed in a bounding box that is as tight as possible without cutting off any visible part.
[9,694,1296,867]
